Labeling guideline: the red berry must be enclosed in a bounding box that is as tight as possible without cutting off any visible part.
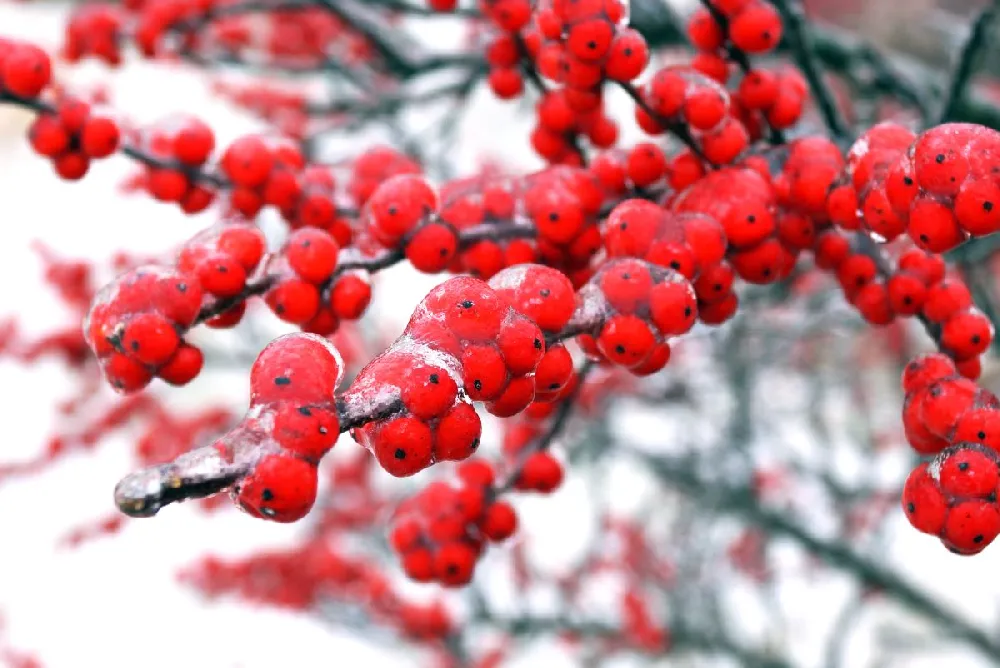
[462,344,510,401]
[2,44,52,98]
[598,314,657,368]
[80,115,120,158]
[121,312,180,366]
[936,445,999,499]
[649,280,697,336]
[434,403,482,461]
[401,365,459,420]
[331,274,372,320]
[498,318,545,376]
[480,501,518,542]
[28,115,69,157]
[249,333,343,405]
[405,223,458,273]
[235,453,318,522]
[941,310,993,360]
[434,541,478,587]
[286,228,339,284]
[902,353,957,394]
[920,377,979,438]
[902,464,948,535]
[367,175,438,243]
[158,343,204,386]
[273,404,339,462]
[266,279,321,324]
[371,416,434,477]
[486,376,535,417]
[941,500,1000,555]
[604,28,649,82]
[173,119,215,165]
[729,2,782,54]
[599,259,653,313]
[517,451,563,493]
[221,136,273,188]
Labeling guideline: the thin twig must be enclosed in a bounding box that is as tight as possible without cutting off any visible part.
[616,81,715,164]
[939,0,1000,123]
[637,451,1000,664]
[762,0,850,138]
[495,360,596,494]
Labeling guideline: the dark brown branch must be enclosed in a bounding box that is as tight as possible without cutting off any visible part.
[637,451,1000,663]
[769,0,850,138]
[616,81,714,165]
[939,0,1000,123]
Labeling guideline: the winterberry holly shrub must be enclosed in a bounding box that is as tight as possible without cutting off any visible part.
[4,0,1000,664]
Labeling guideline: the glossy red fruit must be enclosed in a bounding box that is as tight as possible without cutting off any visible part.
[235,453,319,522]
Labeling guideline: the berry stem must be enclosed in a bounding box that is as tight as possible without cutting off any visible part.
[639,449,1000,661]
[769,0,850,139]
[494,360,596,495]
[194,276,278,325]
[0,91,232,189]
[694,0,786,145]
[850,232,943,343]
[513,35,589,165]
[615,81,715,165]
[114,449,251,518]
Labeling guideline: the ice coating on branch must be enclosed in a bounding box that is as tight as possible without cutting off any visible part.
[114,436,251,518]
[114,333,344,520]
[84,264,206,392]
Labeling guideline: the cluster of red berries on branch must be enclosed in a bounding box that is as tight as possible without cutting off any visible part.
[112,255,688,520]
[390,460,518,586]
[1,39,121,179]
[64,0,378,72]
[901,353,1000,555]
[181,540,456,640]
[4,0,1000,588]
[829,122,1000,253]
[83,222,271,392]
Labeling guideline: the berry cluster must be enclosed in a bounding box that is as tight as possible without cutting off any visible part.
[28,97,121,180]
[633,66,751,166]
[688,1,783,62]
[810,229,993,376]
[64,5,124,66]
[901,353,1000,554]
[182,540,454,641]
[837,123,1000,253]
[84,222,264,390]
[84,266,206,392]
[265,227,342,329]
[521,167,606,278]
[131,116,217,212]
[227,333,344,522]
[687,2,807,134]
[676,166,797,299]
[437,174,534,277]
[389,460,517,586]
[604,198,733,325]
[7,0,1000,586]
[480,0,648,162]
[576,258,694,374]
[346,266,576,477]
[177,222,267,308]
